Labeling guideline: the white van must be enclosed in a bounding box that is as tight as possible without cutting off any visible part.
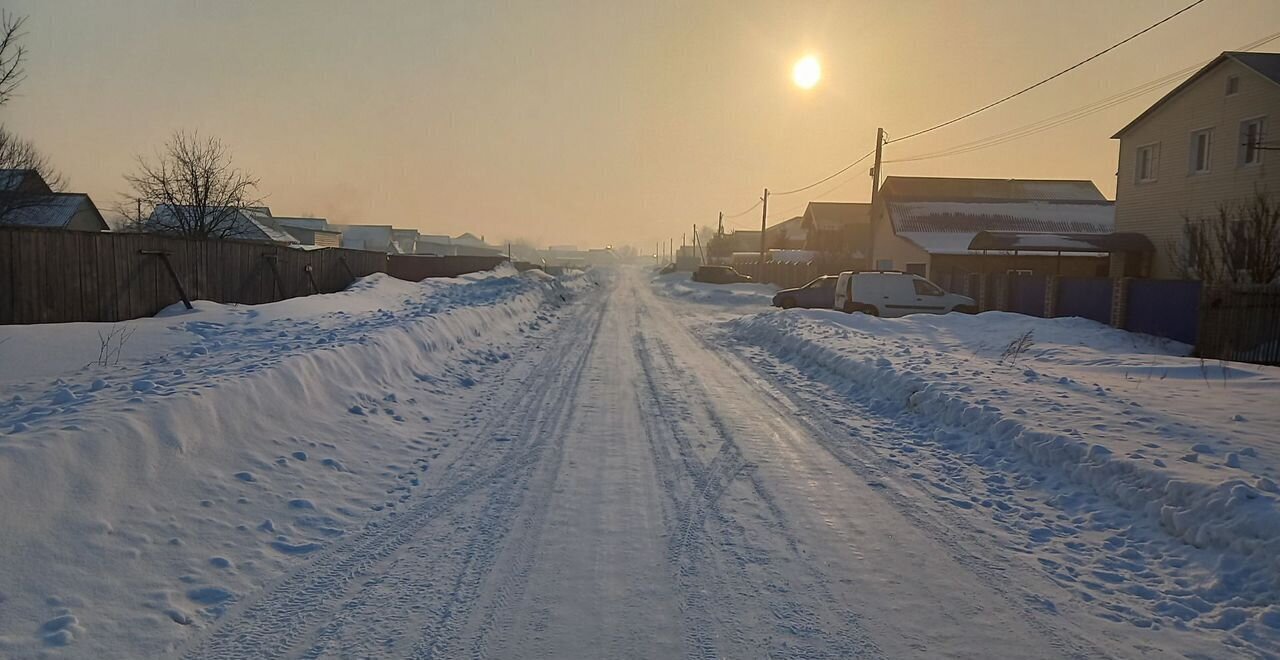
[832,271,976,317]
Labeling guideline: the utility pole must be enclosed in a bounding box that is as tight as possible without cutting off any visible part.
[870,127,885,207]
[655,241,659,265]
[717,211,724,236]
[758,188,769,280]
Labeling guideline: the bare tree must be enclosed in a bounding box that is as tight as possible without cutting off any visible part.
[0,10,27,106]
[124,131,261,239]
[1170,192,1280,284]
[0,125,66,224]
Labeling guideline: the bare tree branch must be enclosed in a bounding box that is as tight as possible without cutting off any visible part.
[123,130,261,239]
[1168,192,1280,284]
[0,10,27,106]
[0,125,66,224]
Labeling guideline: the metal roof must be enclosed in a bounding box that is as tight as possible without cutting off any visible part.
[967,231,1154,253]
[879,176,1105,202]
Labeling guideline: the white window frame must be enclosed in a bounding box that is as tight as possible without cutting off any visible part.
[1239,116,1266,167]
[1135,142,1159,183]
[1189,128,1213,175]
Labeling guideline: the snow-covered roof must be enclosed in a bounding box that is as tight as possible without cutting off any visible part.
[0,193,106,230]
[888,200,1114,256]
[146,206,299,244]
[968,231,1154,253]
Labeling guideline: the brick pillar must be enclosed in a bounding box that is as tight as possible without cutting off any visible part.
[1110,277,1130,328]
[1044,275,1059,318]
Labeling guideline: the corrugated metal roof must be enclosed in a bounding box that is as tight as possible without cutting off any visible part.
[880,176,1105,202]
[888,200,1115,256]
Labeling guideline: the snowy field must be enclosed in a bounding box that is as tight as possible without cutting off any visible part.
[2,264,1279,658]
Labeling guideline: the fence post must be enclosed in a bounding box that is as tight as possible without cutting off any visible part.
[1044,275,1059,318]
[139,250,193,310]
[1110,277,1130,329]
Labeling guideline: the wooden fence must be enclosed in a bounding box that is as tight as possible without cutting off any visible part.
[0,227,511,325]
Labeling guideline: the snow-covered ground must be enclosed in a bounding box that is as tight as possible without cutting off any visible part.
[3,264,1279,658]
[659,271,1280,656]
[0,265,591,657]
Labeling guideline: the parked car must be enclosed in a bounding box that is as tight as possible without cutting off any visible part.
[833,271,976,317]
[692,265,754,284]
[772,275,838,309]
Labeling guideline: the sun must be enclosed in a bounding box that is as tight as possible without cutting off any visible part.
[792,56,821,89]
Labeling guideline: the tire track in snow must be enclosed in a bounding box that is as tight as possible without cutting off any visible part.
[630,286,882,660]
[178,291,606,659]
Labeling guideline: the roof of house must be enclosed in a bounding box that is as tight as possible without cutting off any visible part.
[1112,51,1280,138]
[880,176,1114,256]
[967,230,1153,253]
[879,176,1105,202]
[0,169,52,194]
[273,217,334,233]
[0,192,107,230]
[147,205,299,244]
[803,202,871,231]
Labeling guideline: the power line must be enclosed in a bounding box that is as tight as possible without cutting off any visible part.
[723,198,761,219]
[771,148,877,196]
[885,30,1280,164]
[885,0,1209,145]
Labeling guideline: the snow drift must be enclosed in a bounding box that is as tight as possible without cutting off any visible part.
[0,265,591,657]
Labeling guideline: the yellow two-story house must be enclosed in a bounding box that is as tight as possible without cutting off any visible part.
[1112,51,1279,279]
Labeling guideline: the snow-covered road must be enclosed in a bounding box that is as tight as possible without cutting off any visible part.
[175,268,1142,659]
[5,265,1276,658]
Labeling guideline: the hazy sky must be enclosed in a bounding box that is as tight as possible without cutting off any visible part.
[5,0,1279,250]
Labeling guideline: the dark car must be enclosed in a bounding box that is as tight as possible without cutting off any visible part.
[772,275,838,309]
[691,265,754,284]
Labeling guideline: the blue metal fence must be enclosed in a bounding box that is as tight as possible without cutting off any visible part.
[1008,275,1047,317]
[1056,277,1113,325]
[1125,279,1202,345]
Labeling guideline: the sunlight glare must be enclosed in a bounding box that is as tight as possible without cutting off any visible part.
[792,56,821,89]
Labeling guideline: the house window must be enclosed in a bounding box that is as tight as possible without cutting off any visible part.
[875,259,893,270]
[1240,117,1266,166]
[905,263,927,276]
[1189,129,1212,174]
[1226,75,1240,95]
[1135,143,1159,183]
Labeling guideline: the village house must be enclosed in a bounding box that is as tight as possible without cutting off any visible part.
[146,205,299,244]
[868,176,1120,290]
[799,201,872,263]
[1111,51,1280,279]
[273,217,342,247]
[0,169,108,232]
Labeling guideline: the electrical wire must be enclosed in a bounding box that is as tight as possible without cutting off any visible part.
[885,0,1209,145]
[884,30,1280,164]
[770,148,877,196]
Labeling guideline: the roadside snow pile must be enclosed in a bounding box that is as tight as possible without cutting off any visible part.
[650,271,776,307]
[728,310,1280,612]
[0,265,587,657]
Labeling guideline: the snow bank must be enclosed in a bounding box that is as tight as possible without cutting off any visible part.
[728,310,1280,572]
[0,266,587,656]
[649,271,776,307]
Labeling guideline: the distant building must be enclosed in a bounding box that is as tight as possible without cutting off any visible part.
[1111,51,1280,278]
[764,216,807,250]
[0,169,108,232]
[274,217,342,247]
[869,176,1118,287]
[800,202,872,260]
[146,205,298,244]
[706,230,761,264]
[334,224,396,252]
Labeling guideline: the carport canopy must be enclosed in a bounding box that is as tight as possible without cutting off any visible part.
[966,231,1154,253]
